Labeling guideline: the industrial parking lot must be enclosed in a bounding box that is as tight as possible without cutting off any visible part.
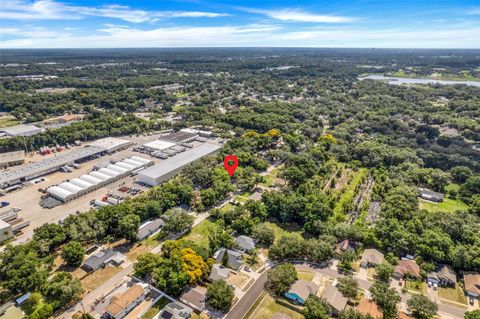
[0,130,221,245]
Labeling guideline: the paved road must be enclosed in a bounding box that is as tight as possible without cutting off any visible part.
[225,270,268,319]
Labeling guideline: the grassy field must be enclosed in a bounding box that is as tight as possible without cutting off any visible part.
[0,117,20,128]
[263,220,303,243]
[183,219,222,249]
[419,198,469,213]
[141,297,170,319]
[249,294,304,319]
[438,284,468,305]
[260,165,284,187]
[332,168,368,221]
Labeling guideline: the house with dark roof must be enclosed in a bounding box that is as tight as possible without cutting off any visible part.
[213,248,244,271]
[82,248,126,272]
[392,259,421,280]
[208,264,230,282]
[321,285,348,315]
[464,273,480,299]
[284,280,318,305]
[360,249,384,268]
[418,188,444,203]
[159,301,192,319]
[335,239,355,255]
[180,286,207,312]
[137,218,165,240]
[235,235,255,252]
[427,265,456,286]
[105,284,148,319]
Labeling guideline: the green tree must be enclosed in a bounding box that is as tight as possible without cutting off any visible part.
[465,310,480,319]
[118,214,141,242]
[162,208,194,234]
[339,308,374,319]
[407,295,438,319]
[134,252,162,279]
[267,263,298,296]
[42,272,84,310]
[61,241,85,266]
[0,245,49,294]
[370,281,401,319]
[375,262,394,282]
[252,223,275,247]
[337,276,359,301]
[206,279,234,312]
[304,295,330,319]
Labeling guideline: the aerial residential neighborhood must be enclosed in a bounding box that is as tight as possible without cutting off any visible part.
[1,1,480,319]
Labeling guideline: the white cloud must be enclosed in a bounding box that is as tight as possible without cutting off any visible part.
[1,23,480,49]
[244,8,356,23]
[0,0,229,22]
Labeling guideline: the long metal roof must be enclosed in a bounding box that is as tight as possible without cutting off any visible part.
[138,142,221,179]
[0,146,105,186]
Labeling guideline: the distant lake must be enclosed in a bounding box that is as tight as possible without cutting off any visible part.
[359,75,480,87]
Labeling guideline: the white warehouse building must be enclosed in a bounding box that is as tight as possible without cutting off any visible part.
[47,156,153,202]
[138,142,221,186]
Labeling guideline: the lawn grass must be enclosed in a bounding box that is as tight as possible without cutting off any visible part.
[141,296,170,319]
[405,280,427,294]
[125,237,159,261]
[419,198,468,213]
[81,266,123,291]
[0,117,20,128]
[183,219,222,249]
[263,220,303,243]
[220,203,235,212]
[297,270,314,282]
[249,294,304,319]
[438,284,468,305]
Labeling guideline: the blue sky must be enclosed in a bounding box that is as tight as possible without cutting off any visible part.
[1,0,480,48]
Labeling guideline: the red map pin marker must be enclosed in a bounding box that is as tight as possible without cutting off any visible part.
[224,155,239,177]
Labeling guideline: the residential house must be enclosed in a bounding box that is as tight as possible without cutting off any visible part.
[360,249,384,268]
[105,284,148,319]
[208,264,230,282]
[335,239,355,255]
[418,188,444,203]
[82,248,126,272]
[213,248,244,271]
[357,298,382,319]
[284,280,318,305]
[427,265,456,286]
[235,235,256,252]
[15,293,31,306]
[180,286,207,312]
[392,259,420,280]
[158,301,192,319]
[137,218,164,240]
[464,273,480,299]
[321,285,348,315]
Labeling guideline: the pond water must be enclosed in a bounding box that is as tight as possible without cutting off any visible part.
[359,75,480,87]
